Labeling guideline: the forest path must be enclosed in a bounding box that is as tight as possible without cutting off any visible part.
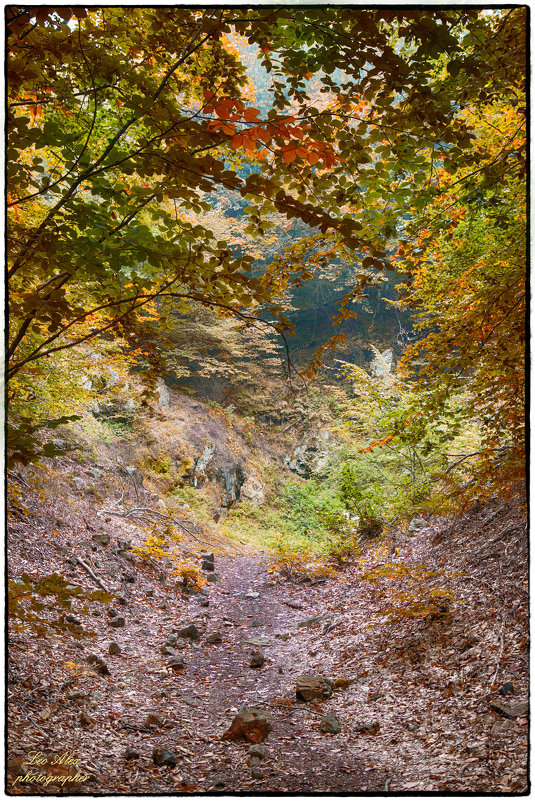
[101,552,392,793]
[8,495,528,794]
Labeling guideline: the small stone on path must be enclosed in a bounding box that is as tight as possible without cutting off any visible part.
[296,674,333,701]
[245,637,271,647]
[152,748,177,767]
[86,654,110,675]
[109,616,125,628]
[490,699,528,718]
[175,624,200,641]
[108,642,121,656]
[125,746,139,760]
[354,721,380,735]
[320,713,341,734]
[223,707,272,743]
[249,650,265,669]
[145,713,163,727]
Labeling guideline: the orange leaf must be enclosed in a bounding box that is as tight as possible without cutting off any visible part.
[243,107,260,122]
[282,149,297,163]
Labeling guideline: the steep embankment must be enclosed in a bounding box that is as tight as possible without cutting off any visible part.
[7,461,528,794]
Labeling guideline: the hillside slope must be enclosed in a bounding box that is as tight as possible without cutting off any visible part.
[7,399,528,794]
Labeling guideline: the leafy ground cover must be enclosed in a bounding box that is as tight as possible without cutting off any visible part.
[7,458,527,794]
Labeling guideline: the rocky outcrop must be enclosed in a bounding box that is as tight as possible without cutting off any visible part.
[370,348,394,385]
[156,378,170,409]
[285,430,331,478]
[240,474,265,506]
[184,444,246,516]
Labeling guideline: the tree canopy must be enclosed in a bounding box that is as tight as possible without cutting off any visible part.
[7,6,526,487]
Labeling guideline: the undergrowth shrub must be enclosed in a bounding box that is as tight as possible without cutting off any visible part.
[359,562,459,626]
[132,527,205,589]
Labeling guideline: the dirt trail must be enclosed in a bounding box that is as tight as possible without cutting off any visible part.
[101,553,391,793]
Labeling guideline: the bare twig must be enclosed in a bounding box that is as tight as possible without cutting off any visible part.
[96,506,204,543]
[74,557,110,593]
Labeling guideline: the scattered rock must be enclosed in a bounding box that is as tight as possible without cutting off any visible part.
[85,654,110,676]
[109,616,125,628]
[222,707,272,743]
[66,690,88,701]
[490,699,528,718]
[284,600,303,610]
[298,615,327,628]
[296,674,333,702]
[240,474,265,506]
[108,608,118,618]
[144,713,163,727]
[123,574,136,583]
[146,588,154,597]
[206,777,226,790]
[320,713,341,734]
[354,721,380,735]
[175,624,200,641]
[66,615,81,625]
[199,598,210,607]
[491,718,516,737]
[206,573,220,584]
[285,430,331,478]
[125,746,140,760]
[92,533,110,546]
[160,601,169,610]
[168,657,185,672]
[166,634,178,647]
[251,767,263,780]
[249,744,268,766]
[205,632,223,644]
[108,642,121,656]
[161,645,177,657]
[498,682,515,696]
[202,560,215,571]
[72,641,84,651]
[244,591,259,599]
[79,711,94,726]
[249,650,265,669]
[252,619,262,627]
[152,748,177,768]
[404,720,419,731]
[200,552,214,562]
[117,595,127,606]
[245,637,271,647]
